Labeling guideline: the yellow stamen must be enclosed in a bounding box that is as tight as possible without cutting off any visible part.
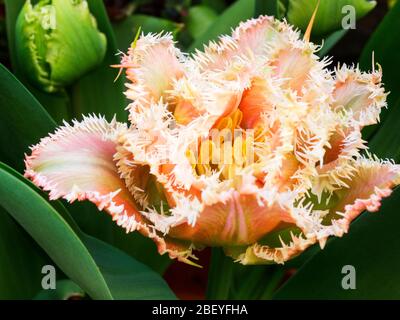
[187,108,255,180]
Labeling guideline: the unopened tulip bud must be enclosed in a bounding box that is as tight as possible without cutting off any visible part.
[15,0,107,92]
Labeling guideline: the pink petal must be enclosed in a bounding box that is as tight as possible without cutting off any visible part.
[119,33,184,118]
[25,116,125,200]
[194,16,274,71]
[233,16,275,56]
[225,158,400,264]
[24,115,196,264]
[332,157,400,223]
[332,65,387,126]
[24,116,141,227]
[270,47,316,95]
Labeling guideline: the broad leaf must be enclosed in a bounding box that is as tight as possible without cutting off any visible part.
[185,6,218,39]
[0,162,176,299]
[318,29,347,57]
[0,163,113,300]
[69,202,172,275]
[0,63,56,172]
[206,248,234,299]
[82,235,176,300]
[0,206,51,299]
[231,264,285,300]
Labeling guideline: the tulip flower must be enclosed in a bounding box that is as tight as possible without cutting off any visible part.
[15,0,107,93]
[25,15,399,265]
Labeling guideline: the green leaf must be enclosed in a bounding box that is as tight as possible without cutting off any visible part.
[34,280,85,300]
[0,63,56,172]
[368,98,400,161]
[0,162,176,299]
[287,0,376,37]
[71,0,127,121]
[82,235,176,300]
[69,202,172,275]
[201,0,226,13]
[0,206,50,299]
[113,14,182,52]
[359,1,400,139]
[255,0,278,17]
[258,268,286,299]
[188,0,256,52]
[0,163,113,300]
[185,6,218,39]
[273,188,400,299]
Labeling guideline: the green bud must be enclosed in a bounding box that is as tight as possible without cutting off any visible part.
[15,0,107,93]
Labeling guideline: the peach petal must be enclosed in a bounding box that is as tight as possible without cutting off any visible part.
[239,77,273,129]
[168,191,295,246]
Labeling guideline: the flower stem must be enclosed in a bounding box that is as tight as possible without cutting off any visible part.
[206,248,234,299]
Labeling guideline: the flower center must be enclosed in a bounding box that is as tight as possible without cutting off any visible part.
[186,109,262,180]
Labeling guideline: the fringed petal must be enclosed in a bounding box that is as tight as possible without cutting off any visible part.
[270,48,316,94]
[293,156,400,247]
[24,115,198,265]
[193,15,274,71]
[23,115,144,229]
[229,156,400,265]
[118,33,185,119]
[332,64,387,126]
[233,15,275,56]
[224,231,315,265]
[312,125,366,195]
